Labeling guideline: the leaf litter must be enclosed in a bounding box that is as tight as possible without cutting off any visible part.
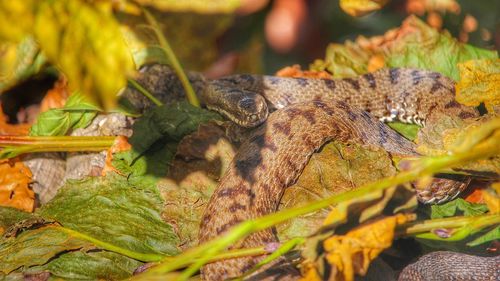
[0,6,498,281]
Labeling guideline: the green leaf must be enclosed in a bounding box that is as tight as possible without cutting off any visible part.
[30,251,142,280]
[430,198,489,219]
[112,101,222,186]
[38,174,180,257]
[467,226,500,246]
[0,226,88,274]
[0,207,32,231]
[29,92,100,136]
[312,16,497,80]
[385,17,497,81]
[129,101,222,154]
[387,122,420,141]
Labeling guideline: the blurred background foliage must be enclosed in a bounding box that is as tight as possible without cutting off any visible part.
[0,0,498,116]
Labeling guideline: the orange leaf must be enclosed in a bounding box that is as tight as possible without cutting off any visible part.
[39,77,69,113]
[0,103,31,135]
[0,158,34,212]
[276,64,332,79]
[322,214,412,281]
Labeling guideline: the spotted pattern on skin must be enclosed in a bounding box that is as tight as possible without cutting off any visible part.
[272,121,291,135]
[363,73,377,89]
[459,111,477,119]
[411,70,424,85]
[345,78,361,90]
[216,218,243,234]
[323,79,336,91]
[199,68,481,280]
[389,68,400,84]
[296,78,309,86]
[444,100,461,109]
[267,76,281,85]
[250,134,267,148]
[217,188,240,198]
[430,81,443,93]
[228,202,247,212]
[313,100,336,116]
[302,109,317,124]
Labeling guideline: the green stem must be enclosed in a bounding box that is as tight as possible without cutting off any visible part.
[142,9,200,108]
[0,136,117,159]
[58,223,267,265]
[406,214,500,241]
[128,78,163,106]
[236,237,305,280]
[55,226,165,262]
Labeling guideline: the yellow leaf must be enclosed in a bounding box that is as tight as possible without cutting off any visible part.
[340,0,388,17]
[33,0,134,111]
[322,214,412,281]
[0,0,35,42]
[134,0,241,14]
[482,182,500,214]
[456,59,500,114]
[299,261,323,281]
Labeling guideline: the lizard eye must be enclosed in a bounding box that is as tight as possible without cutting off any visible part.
[238,97,257,112]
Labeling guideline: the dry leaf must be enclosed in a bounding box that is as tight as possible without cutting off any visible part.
[322,214,412,281]
[276,64,332,79]
[39,77,69,113]
[456,59,500,114]
[0,158,34,212]
[406,0,461,15]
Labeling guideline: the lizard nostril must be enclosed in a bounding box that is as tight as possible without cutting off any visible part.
[249,114,258,121]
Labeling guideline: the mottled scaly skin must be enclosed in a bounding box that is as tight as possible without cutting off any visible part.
[203,68,478,127]
[199,100,419,280]
[198,68,490,280]
[398,251,499,281]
